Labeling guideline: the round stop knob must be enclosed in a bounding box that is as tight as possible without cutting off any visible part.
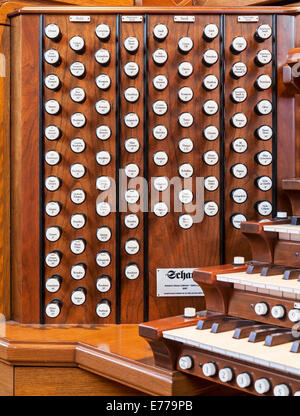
[288,309,300,323]
[202,362,217,377]
[273,384,290,396]
[219,367,233,383]
[236,372,251,388]
[271,305,285,319]
[254,302,269,316]
[178,356,193,370]
[255,378,271,394]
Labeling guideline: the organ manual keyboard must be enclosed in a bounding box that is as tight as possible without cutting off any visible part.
[139,179,300,395]
[5,5,300,325]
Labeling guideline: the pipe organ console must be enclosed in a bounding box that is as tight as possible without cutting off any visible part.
[6,5,300,325]
[139,179,300,395]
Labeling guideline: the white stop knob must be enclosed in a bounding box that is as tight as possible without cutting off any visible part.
[219,367,233,383]
[236,373,251,388]
[254,302,269,316]
[178,356,193,370]
[273,384,290,396]
[184,307,196,318]
[234,256,245,265]
[288,309,300,323]
[202,362,217,377]
[255,378,271,394]
[271,305,285,319]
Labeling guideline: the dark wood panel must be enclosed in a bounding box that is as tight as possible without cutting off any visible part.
[224,14,273,263]
[119,16,145,323]
[10,14,41,323]
[43,14,117,323]
[147,14,221,320]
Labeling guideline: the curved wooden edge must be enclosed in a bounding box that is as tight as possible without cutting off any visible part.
[0,327,213,396]
[240,220,286,263]
[282,178,300,215]
[283,48,300,94]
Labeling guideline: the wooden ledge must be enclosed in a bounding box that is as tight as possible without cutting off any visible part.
[0,321,221,396]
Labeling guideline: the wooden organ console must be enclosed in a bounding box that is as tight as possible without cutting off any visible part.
[139,179,300,396]
[6,5,300,326]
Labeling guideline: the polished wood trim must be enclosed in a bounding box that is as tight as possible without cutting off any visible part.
[0,23,10,320]
[0,321,226,396]
[0,361,13,396]
[14,366,145,396]
[10,14,41,323]
[9,6,300,16]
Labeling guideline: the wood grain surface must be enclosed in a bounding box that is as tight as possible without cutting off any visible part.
[0,321,232,396]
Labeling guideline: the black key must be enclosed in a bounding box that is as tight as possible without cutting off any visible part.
[265,331,294,346]
[233,324,273,339]
[261,265,286,276]
[211,319,256,334]
[249,327,288,343]
[196,315,229,330]
[291,216,300,225]
[246,261,270,274]
[291,340,300,353]
[283,269,300,280]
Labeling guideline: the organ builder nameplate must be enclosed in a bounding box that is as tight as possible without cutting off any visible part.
[156,269,204,297]
[10,6,295,324]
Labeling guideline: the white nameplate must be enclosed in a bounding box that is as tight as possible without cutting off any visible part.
[156,268,203,297]
[174,16,195,23]
[122,16,143,22]
[69,16,91,22]
[294,302,300,309]
[238,16,259,22]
